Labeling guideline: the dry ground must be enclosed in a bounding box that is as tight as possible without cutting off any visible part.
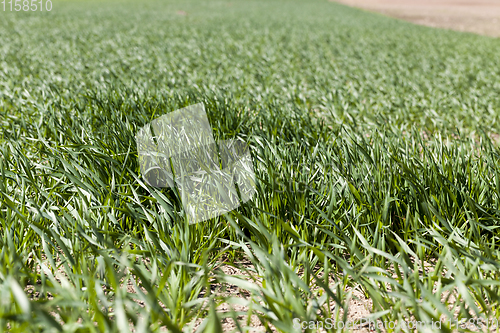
[28,255,483,332]
[332,0,500,37]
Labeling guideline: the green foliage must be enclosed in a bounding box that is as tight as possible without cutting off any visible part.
[1,0,500,331]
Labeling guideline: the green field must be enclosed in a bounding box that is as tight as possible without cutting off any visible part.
[1,0,500,331]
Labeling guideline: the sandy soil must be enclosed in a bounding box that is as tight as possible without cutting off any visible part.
[332,0,500,37]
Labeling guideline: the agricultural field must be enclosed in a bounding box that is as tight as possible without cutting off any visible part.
[333,0,500,38]
[1,0,500,332]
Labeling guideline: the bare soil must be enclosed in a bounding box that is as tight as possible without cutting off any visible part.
[332,0,500,37]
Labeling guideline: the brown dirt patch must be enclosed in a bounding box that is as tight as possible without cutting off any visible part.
[331,0,500,37]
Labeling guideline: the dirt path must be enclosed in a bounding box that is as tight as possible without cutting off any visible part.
[332,0,500,37]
